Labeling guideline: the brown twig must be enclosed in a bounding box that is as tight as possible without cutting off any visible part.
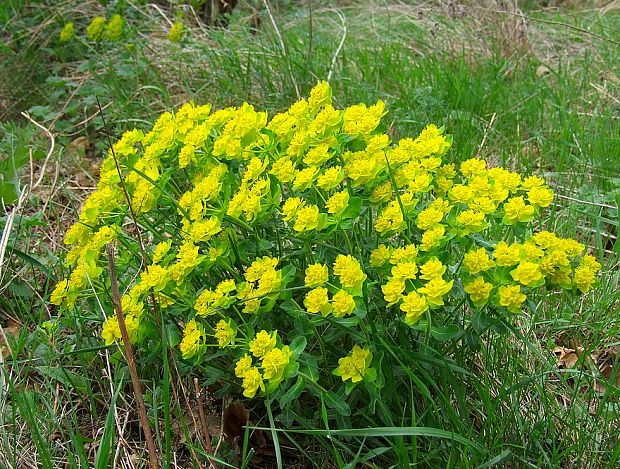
[194,378,217,468]
[106,245,159,469]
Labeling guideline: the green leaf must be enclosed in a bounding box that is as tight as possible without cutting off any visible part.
[289,335,307,357]
[279,376,306,407]
[323,391,351,416]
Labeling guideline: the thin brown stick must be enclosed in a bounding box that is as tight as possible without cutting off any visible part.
[106,245,159,469]
[194,378,217,468]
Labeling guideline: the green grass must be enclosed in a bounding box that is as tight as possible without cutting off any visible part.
[1,0,619,467]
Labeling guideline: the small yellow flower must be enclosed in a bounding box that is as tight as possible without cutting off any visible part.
[168,21,184,43]
[370,245,391,267]
[511,261,543,287]
[527,186,554,208]
[418,277,453,306]
[87,16,106,41]
[317,166,344,190]
[335,345,373,383]
[464,277,493,306]
[333,255,366,290]
[391,262,418,280]
[261,346,292,381]
[493,241,521,267]
[419,257,446,280]
[326,190,349,215]
[214,319,236,348]
[382,278,406,305]
[235,354,253,378]
[249,330,277,358]
[294,204,321,232]
[498,284,527,312]
[573,265,596,293]
[305,263,329,288]
[400,291,428,325]
[59,22,75,42]
[503,196,535,225]
[304,287,332,316]
[331,290,356,317]
[460,158,487,179]
[179,319,205,359]
[463,247,495,275]
[241,367,264,398]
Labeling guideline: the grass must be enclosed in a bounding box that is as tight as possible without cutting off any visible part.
[1,0,619,467]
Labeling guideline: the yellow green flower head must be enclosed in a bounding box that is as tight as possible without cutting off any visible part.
[400,291,428,324]
[382,277,406,305]
[308,81,332,112]
[168,21,184,43]
[105,14,124,41]
[420,225,446,251]
[456,210,486,234]
[503,196,535,225]
[326,190,349,215]
[317,166,345,190]
[343,101,386,137]
[249,330,277,358]
[235,354,253,378]
[418,277,453,307]
[294,204,321,232]
[463,247,495,275]
[460,158,487,179]
[335,345,373,383]
[498,284,527,312]
[333,254,366,290]
[87,16,106,41]
[492,241,520,267]
[527,186,554,208]
[390,244,418,264]
[241,367,264,398]
[391,262,418,280]
[417,206,444,231]
[214,319,236,348]
[573,265,596,293]
[521,175,545,191]
[370,244,391,267]
[282,197,305,222]
[464,277,493,306]
[304,287,332,316]
[305,263,329,288]
[331,290,356,317]
[270,157,296,183]
[261,346,291,381]
[179,319,205,359]
[511,261,543,287]
[59,22,75,42]
[419,257,446,280]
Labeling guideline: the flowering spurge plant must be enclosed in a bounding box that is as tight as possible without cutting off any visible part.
[51,82,600,410]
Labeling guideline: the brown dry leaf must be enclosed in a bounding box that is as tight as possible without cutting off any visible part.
[223,402,249,441]
[553,346,579,368]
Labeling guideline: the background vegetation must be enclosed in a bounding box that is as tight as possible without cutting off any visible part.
[0,0,619,467]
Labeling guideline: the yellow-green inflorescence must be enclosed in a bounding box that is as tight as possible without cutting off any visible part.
[51,82,601,400]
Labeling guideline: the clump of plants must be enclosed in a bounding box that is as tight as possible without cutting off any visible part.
[51,82,600,410]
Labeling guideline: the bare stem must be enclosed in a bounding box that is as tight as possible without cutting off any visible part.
[194,378,217,468]
[106,245,159,469]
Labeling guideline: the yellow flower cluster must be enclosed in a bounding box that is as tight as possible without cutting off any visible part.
[235,331,293,397]
[334,345,373,383]
[303,255,364,318]
[52,81,601,402]
[85,15,124,42]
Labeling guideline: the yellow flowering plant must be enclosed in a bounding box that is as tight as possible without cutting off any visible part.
[51,82,601,418]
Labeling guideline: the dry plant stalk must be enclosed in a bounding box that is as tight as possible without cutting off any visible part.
[194,377,217,468]
[106,244,159,469]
